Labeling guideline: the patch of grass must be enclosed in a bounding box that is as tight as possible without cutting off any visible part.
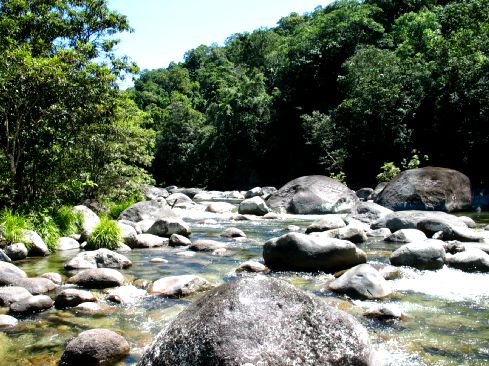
[0,208,33,244]
[106,197,137,220]
[53,206,84,236]
[85,217,122,251]
[34,216,61,252]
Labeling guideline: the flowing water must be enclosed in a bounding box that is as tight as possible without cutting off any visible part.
[1,207,489,366]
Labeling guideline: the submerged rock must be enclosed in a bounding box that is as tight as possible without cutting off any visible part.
[59,328,130,366]
[137,276,372,366]
[267,175,358,214]
[263,232,366,273]
[328,264,393,300]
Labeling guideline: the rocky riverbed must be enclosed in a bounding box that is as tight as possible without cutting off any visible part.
[2,173,489,365]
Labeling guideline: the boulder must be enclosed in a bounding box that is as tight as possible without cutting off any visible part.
[172,187,202,199]
[4,243,28,260]
[169,233,191,247]
[147,218,191,237]
[369,182,388,201]
[244,187,262,199]
[148,275,212,298]
[261,186,277,200]
[417,218,485,242]
[56,237,80,251]
[263,232,366,273]
[144,186,170,200]
[367,228,392,239]
[166,192,193,207]
[0,314,18,329]
[118,200,174,222]
[13,277,56,295]
[24,230,50,256]
[238,196,271,216]
[312,226,368,244]
[235,260,268,273]
[446,249,489,272]
[0,261,27,285]
[68,268,125,288]
[371,210,467,232]
[189,240,228,252]
[266,175,358,214]
[55,289,97,309]
[59,329,130,366]
[305,215,346,234]
[375,167,472,212]
[364,305,404,320]
[328,264,393,300]
[132,234,168,248]
[0,286,32,306]
[10,295,54,313]
[387,229,427,243]
[205,202,235,214]
[220,227,246,238]
[117,222,138,246]
[107,285,146,304]
[0,249,11,262]
[390,240,446,270]
[72,205,100,234]
[347,201,393,225]
[137,276,372,366]
[40,272,63,285]
[356,188,374,201]
[64,249,132,270]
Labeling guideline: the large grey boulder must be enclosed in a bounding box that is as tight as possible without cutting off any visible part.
[328,264,393,300]
[10,295,54,313]
[118,200,175,222]
[4,243,28,260]
[390,240,446,270]
[238,196,271,216]
[132,234,168,248]
[417,218,485,242]
[64,249,132,270]
[24,230,49,256]
[147,218,191,237]
[446,249,489,272]
[0,261,27,285]
[56,237,80,251]
[375,167,472,212]
[137,276,372,366]
[59,328,130,366]
[117,222,138,246]
[305,215,346,234]
[148,275,212,298]
[347,201,393,225]
[266,175,358,214]
[0,286,32,306]
[263,232,366,273]
[68,268,125,288]
[371,210,467,232]
[73,205,100,234]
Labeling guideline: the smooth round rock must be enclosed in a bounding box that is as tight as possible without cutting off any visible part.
[390,240,446,270]
[64,249,132,270]
[305,215,346,234]
[0,314,18,329]
[148,275,212,298]
[40,272,64,285]
[0,286,32,306]
[137,276,372,366]
[59,328,130,366]
[10,295,54,313]
[446,249,489,272]
[235,260,268,273]
[220,227,246,238]
[57,237,81,251]
[133,234,168,248]
[169,233,191,247]
[189,240,228,252]
[0,261,27,286]
[4,243,28,260]
[55,289,97,309]
[68,268,125,289]
[238,196,271,216]
[387,229,427,243]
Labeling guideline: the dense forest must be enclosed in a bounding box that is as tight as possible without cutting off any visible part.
[1,0,489,212]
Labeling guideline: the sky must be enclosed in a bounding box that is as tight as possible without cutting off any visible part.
[108,0,334,75]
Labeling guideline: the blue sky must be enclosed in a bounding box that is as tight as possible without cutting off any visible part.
[108,0,334,73]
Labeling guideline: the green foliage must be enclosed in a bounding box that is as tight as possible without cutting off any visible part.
[0,208,32,244]
[53,206,84,237]
[106,197,138,220]
[33,216,61,253]
[401,149,429,170]
[330,171,347,185]
[85,217,122,251]
[376,162,401,182]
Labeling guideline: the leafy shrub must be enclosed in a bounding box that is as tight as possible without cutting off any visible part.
[106,197,138,220]
[376,162,401,183]
[33,216,61,252]
[85,217,122,250]
[330,171,347,185]
[401,149,429,170]
[0,208,33,244]
[53,206,84,236]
